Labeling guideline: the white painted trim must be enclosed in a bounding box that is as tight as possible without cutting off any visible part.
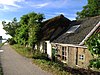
[51,43,87,48]
[66,25,80,33]
[45,41,52,59]
[79,21,100,45]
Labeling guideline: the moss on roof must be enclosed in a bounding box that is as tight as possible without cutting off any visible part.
[53,16,100,44]
[41,14,71,41]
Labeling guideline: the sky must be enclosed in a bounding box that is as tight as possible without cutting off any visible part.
[0,0,87,39]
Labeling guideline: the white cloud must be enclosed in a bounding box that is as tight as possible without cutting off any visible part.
[28,0,68,8]
[55,12,66,15]
[0,0,25,11]
[32,3,49,8]
[0,0,24,7]
[0,5,19,11]
[0,21,11,39]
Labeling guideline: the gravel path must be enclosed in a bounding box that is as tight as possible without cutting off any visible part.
[0,44,52,75]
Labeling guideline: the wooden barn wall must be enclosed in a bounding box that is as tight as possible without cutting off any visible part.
[52,44,93,68]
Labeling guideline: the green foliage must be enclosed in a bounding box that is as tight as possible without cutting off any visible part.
[86,33,100,69]
[14,12,44,48]
[76,0,100,19]
[0,43,5,48]
[33,59,70,75]
[89,58,100,69]
[2,18,19,37]
[27,12,44,47]
[11,44,70,75]
[12,44,33,58]
[14,24,28,45]
[0,63,3,75]
[3,12,44,49]
[8,38,16,45]
[32,51,48,60]
[86,33,100,56]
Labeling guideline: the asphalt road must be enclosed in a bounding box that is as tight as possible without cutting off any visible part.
[0,44,52,75]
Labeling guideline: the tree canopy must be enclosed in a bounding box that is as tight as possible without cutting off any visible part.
[2,18,19,37]
[15,12,44,48]
[2,12,44,49]
[86,33,100,56]
[76,0,100,19]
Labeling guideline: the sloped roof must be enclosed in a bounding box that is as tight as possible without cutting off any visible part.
[41,14,71,41]
[53,16,100,45]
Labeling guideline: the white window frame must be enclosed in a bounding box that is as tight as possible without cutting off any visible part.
[66,25,80,33]
[62,47,67,61]
[79,54,85,61]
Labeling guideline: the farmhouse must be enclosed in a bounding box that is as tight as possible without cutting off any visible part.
[39,15,100,68]
[38,14,71,58]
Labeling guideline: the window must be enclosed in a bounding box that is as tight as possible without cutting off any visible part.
[66,25,80,33]
[79,55,84,60]
[62,47,67,61]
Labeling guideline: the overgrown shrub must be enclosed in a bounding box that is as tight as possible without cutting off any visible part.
[8,38,16,45]
[32,50,48,60]
[11,44,33,58]
[89,58,100,69]
[86,33,100,69]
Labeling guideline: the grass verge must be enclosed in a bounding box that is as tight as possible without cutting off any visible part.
[32,59,71,75]
[0,43,5,48]
[11,44,100,75]
[11,44,33,58]
[11,44,71,75]
[0,62,3,75]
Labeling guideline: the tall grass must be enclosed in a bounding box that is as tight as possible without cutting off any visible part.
[11,44,33,58]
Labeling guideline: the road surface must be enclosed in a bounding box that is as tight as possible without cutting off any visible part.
[0,44,52,75]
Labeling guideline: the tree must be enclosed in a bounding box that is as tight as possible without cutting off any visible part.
[2,18,19,37]
[85,33,100,69]
[14,14,29,46]
[14,24,29,45]
[27,12,44,48]
[76,0,100,19]
[14,12,44,48]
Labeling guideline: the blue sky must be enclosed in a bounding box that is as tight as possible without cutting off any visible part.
[0,0,87,38]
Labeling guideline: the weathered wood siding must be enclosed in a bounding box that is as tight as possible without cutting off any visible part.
[68,47,77,67]
[77,48,93,68]
[51,43,93,68]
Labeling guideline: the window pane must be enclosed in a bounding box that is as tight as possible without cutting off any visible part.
[62,56,64,60]
[62,52,64,55]
[79,54,84,60]
[62,47,64,51]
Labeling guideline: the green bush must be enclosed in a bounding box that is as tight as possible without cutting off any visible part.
[86,33,100,69]
[89,58,100,69]
[32,50,48,60]
[8,38,16,45]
